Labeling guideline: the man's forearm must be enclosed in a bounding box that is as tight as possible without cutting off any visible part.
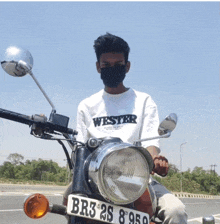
[146,146,159,158]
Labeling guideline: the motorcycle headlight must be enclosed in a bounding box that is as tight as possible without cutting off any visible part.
[88,140,151,205]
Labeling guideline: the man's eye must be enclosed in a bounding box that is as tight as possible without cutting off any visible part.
[102,64,111,67]
[101,62,124,68]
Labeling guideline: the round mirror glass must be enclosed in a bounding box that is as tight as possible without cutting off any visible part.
[158,113,177,135]
[1,46,33,77]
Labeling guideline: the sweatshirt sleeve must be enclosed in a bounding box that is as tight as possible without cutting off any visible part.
[140,96,160,154]
[76,102,90,143]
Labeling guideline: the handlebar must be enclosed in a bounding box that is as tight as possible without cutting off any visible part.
[0,108,33,125]
[0,108,75,135]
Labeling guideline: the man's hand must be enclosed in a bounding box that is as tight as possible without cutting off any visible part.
[151,155,169,177]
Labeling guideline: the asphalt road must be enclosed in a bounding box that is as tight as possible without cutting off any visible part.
[182,198,220,223]
[0,184,67,224]
[0,184,219,224]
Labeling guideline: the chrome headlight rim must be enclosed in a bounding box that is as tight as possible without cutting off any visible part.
[88,140,152,205]
[99,146,150,204]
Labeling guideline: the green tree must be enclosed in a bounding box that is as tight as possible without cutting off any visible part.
[154,165,220,194]
[25,159,66,182]
[167,163,179,177]
[0,161,15,178]
[7,153,24,165]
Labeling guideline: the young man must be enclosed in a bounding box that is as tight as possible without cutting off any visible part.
[68,33,187,223]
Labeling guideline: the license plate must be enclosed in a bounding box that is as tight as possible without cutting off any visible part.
[67,194,149,224]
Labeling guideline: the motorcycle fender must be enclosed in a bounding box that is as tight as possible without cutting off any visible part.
[134,188,154,218]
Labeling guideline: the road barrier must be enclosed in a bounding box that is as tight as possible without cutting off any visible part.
[172,192,220,199]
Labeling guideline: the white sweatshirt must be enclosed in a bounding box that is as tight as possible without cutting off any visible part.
[76,88,160,151]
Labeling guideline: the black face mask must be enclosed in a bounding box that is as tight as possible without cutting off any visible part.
[101,65,126,88]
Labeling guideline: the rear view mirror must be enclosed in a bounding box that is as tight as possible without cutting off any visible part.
[134,113,178,146]
[1,46,33,77]
[1,46,56,113]
[158,113,177,136]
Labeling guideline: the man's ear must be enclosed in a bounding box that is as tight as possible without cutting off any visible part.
[126,61,131,73]
[96,61,101,73]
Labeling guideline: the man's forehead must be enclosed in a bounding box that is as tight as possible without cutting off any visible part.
[100,52,125,62]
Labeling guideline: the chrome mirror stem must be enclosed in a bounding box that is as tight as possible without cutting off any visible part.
[29,70,56,112]
[134,132,171,147]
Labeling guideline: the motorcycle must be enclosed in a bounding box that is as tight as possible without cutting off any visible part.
[1,46,214,224]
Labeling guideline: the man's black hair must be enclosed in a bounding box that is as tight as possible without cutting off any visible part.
[94,33,130,62]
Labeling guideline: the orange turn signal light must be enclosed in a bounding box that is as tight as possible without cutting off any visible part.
[24,193,49,219]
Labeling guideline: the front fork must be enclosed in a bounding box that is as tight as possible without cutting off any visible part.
[68,145,92,224]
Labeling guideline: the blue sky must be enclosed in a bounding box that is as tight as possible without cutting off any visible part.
[0,2,219,174]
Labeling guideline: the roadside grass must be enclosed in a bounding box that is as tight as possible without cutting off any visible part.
[0,177,68,186]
